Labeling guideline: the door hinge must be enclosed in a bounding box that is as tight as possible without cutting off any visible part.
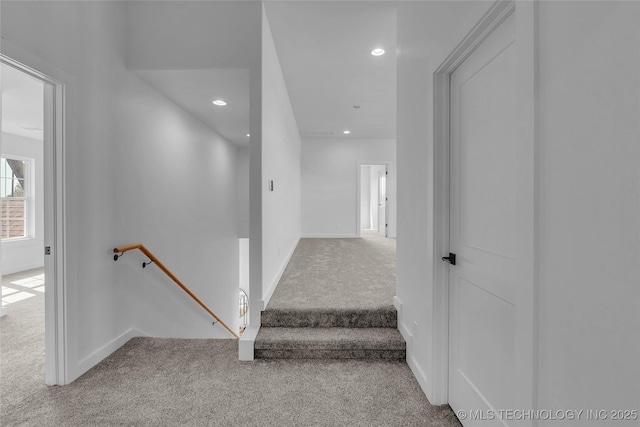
[45,246,51,255]
[442,252,456,265]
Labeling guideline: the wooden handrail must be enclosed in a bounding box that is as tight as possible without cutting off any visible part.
[113,244,239,339]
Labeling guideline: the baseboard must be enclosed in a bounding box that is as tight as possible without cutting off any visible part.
[260,237,300,310]
[70,328,147,383]
[407,350,432,402]
[395,294,432,402]
[0,306,6,317]
[301,234,360,238]
[239,325,260,361]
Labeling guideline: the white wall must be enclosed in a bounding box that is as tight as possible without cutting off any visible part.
[360,165,371,229]
[301,138,396,238]
[113,70,241,340]
[397,0,640,415]
[1,133,44,274]
[396,0,501,403]
[536,1,640,415]
[1,0,125,382]
[260,7,301,308]
[237,147,250,239]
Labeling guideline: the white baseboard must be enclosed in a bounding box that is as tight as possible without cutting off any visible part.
[259,237,299,310]
[70,328,146,383]
[301,234,360,238]
[239,325,260,361]
[407,350,432,402]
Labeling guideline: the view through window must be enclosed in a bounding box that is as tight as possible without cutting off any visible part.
[1,157,30,239]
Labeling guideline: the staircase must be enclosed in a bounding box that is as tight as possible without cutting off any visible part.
[255,305,406,360]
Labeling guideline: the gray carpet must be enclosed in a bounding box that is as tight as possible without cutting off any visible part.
[1,262,461,426]
[267,231,396,312]
[256,232,405,360]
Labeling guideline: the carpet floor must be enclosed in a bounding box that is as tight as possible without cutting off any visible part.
[266,230,396,312]
[1,255,462,426]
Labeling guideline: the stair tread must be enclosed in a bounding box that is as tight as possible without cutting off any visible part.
[261,307,397,328]
[255,327,406,350]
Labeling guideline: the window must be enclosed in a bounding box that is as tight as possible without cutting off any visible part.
[1,157,30,240]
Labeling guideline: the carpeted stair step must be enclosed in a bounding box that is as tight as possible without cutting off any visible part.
[261,306,397,328]
[254,327,406,360]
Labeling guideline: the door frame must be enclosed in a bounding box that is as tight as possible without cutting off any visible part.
[1,50,68,385]
[356,162,390,237]
[432,0,537,413]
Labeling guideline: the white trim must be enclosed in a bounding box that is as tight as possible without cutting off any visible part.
[73,329,146,380]
[1,45,70,385]
[356,161,391,238]
[432,0,536,411]
[301,234,360,239]
[395,295,433,399]
[238,325,260,361]
[259,237,299,311]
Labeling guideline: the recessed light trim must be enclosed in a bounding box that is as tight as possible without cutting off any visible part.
[343,130,351,135]
[247,134,251,137]
[212,99,227,106]
[371,48,385,56]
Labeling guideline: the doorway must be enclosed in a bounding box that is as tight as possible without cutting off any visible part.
[359,164,388,237]
[0,54,66,385]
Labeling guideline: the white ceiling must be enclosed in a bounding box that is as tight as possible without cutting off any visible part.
[1,1,397,148]
[265,1,397,140]
[134,69,250,146]
[1,63,44,141]
[132,1,397,145]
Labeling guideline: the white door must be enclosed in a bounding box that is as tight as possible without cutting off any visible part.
[448,12,516,425]
[377,169,387,237]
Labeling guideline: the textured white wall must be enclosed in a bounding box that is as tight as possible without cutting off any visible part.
[1,133,44,275]
[260,8,302,307]
[301,138,396,238]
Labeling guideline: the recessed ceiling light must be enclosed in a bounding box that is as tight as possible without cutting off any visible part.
[212,99,227,106]
[343,130,351,135]
[371,48,385,56]
[247,134,250,137]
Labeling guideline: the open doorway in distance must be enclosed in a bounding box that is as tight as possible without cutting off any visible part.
[360,164,388,237]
